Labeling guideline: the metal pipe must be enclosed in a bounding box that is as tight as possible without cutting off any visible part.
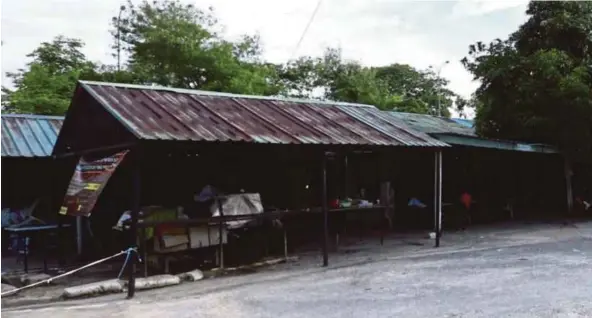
[217,197,225,269]
[76,216,83,256]
[57,214,65,267]
[434,150,443,247]
[344,155,349,198]
[139,220,147,277]
[564,158,574,214]
[322,153,329,267]
[127,152,141,299]
[52,142,136,159]
[433,151,437,246]
[437,151,443,246]
[283,228,288,261]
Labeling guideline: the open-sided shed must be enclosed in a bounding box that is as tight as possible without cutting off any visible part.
[389,112,567,225]
[1,114,76,268]
[1,114,70,219]
[53,81,450,297]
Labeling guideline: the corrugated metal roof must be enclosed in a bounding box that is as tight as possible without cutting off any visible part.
[77,81,447,148]
[451,118,475,129]
[1,114,64,157]
[388,112,558,153]
[388,112,476,137]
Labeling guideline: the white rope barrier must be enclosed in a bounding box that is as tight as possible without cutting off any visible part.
[1,247,137,296]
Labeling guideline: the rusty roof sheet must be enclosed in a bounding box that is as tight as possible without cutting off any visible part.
[1,114,64,157]
[77,81,447,148]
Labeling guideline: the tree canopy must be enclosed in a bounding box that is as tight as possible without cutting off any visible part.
[4,0,464,118]
[114,0,281,95]
[277,48,456,115]
[1,36,97,115]
[462,1,592,161]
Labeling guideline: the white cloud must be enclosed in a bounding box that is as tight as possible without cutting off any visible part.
[1,0,530,118]
[450,0,529,19]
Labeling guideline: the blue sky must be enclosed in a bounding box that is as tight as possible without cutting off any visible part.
[1,0,530,116]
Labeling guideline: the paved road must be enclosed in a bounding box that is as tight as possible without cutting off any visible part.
[4,234,592,318]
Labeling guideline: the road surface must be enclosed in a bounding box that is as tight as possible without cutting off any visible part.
[4,231,592,318]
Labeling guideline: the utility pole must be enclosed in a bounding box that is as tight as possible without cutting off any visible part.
[116,5,126,72]
[430,60,449,117]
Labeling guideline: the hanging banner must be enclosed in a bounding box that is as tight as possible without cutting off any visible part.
[60,150,129,217]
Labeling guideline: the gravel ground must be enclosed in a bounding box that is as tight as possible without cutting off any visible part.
[3,222,592,318]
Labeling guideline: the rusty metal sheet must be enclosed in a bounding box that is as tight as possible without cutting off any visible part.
[231,98,328,144]
[269,100,368,145]
[1,114,63,157]
[77,81,447,148]
[339,106,450,147]
[307,103,395,146]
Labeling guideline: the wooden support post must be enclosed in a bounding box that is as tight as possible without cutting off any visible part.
[127,152,141,299]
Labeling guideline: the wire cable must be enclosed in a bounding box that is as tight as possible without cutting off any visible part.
[289,0,324,61]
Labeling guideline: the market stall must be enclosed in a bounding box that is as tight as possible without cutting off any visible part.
[52,80,448,298]
[1,114,75,272]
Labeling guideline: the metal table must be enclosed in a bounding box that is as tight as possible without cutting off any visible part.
[4,224,70,273]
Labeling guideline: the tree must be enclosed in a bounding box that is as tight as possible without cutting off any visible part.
[455,95,479,119]
[462,1,592,160]
[112,0,281,95]
[373,64,455,116]
[278,48,455,115]
[327,63,403,109]
[2,36,98,115]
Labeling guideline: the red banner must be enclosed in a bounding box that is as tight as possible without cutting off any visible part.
[60,150,129,217]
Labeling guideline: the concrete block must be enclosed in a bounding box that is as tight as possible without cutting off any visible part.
[1,273,20,287]
[177,269,204,282]
[62,279,123,299]
[131,274,180,290]
[20,273,52,286]
[2,295,56,308]
[2,283,18,296]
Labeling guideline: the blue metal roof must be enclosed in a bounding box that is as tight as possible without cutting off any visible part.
[388,112,557,154]
[451,118,474,129]
[388,112,476,137]
[1,114,64,157]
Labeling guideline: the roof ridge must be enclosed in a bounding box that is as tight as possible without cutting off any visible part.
[78,80,377,109]
[1,113,65,120]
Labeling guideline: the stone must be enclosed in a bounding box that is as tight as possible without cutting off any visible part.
[20,273,52,286]
[177,269,204,282]
[130,274,180,290]
[62,279,123,299]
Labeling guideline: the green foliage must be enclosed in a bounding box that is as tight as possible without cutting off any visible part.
[278,48,455,116]
[373,64,455,116]
[113,0,281,95]
[1,36,97,115]
[462,1,592,160]
[4,0,463,118]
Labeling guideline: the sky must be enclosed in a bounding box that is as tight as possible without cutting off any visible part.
[1,0,530,117]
